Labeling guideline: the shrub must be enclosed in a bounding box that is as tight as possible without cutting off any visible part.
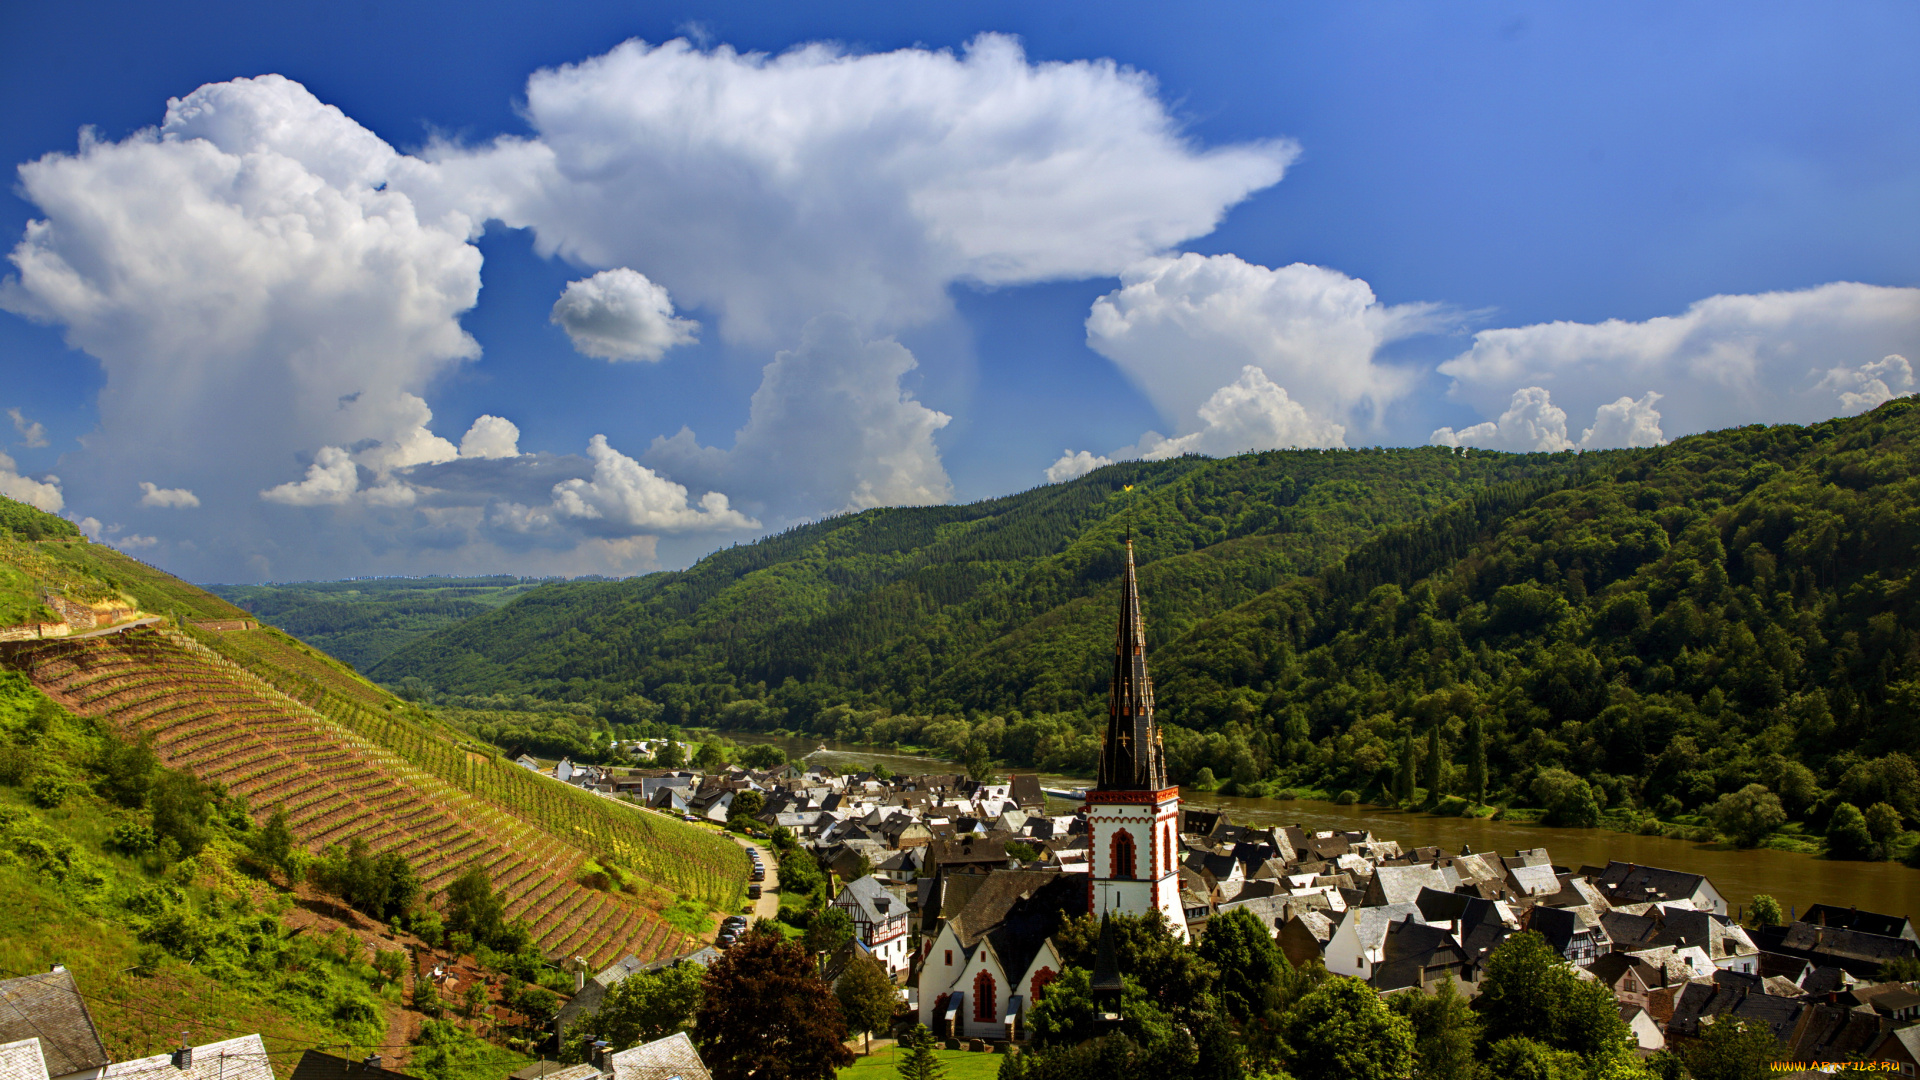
[1827,803,1879,860]
[111,821,157,854]
[1334,789,1359,805]
[28,775,69,808]
[1711,784,1787,848]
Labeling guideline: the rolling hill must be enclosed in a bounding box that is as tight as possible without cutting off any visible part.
[0,518,746,982]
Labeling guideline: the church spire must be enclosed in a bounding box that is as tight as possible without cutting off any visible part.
[1097,536,1167,791]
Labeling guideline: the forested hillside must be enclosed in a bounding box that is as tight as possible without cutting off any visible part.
[376,398,1920,852]
[372,448,1589,720]
[206,576,557,671]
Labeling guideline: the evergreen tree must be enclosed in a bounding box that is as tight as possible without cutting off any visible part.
[694,925,854,1080]
[1466,714,1488,805]
[1396,732,1417,804]
[1422,725,1444,801]
[894,1026,946,1080]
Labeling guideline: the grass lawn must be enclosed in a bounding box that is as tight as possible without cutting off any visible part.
[839,1044,1005,1080]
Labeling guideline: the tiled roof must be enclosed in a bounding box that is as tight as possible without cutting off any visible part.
[0,1039,48,1080]
[289,1051,414,1080]
[0,971,108,1080]
[102,1035,274,1080]
[610,1032,712,1080]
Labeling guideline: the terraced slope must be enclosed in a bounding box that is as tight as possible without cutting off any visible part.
[5,626,742,969]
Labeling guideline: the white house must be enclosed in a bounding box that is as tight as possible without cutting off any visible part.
[832,875,913,977]
[1324,903,1428,981]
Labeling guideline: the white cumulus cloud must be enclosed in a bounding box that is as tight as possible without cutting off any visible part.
[1139,366,1347,459]
[551,268,699,361]
[1044,450,1113,484]
[261,446,359,506]
[552,435,757,532]
[648,313,953,518]
[1085,254,1447,438]
[1432,387,1668,452]
[1436,283,1920,438]
[1818,354,1914,414]
[138,482,199,508]
[0,451,62,512]
[458,415,521,459]
[8,409,48,449]
[428,34,1294,342]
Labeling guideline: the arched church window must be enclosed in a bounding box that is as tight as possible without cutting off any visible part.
[974,970,998,1022]
[1112,829,1137,879]
[1031,968,1056,1001]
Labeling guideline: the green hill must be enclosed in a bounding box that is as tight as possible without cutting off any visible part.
[376,398,1920,851]
[0,500,749,1073]
[205,577,558,672]
[369,448,1592,721]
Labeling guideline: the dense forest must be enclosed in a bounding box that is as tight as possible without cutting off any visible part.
[367,399,1920,849]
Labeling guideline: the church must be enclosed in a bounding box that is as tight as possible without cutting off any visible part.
[915,536,1186,1041]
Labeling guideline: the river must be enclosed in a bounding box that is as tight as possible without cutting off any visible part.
[714,730,1920,919]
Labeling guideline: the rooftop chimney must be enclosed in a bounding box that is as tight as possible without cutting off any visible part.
[591,1041,611,1074]
[170,1043,193,1072]
[363,1056,382,1071]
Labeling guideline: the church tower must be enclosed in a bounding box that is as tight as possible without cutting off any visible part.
[1084,536,1187,939]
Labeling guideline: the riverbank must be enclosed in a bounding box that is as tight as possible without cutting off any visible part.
[712,728,1920,918]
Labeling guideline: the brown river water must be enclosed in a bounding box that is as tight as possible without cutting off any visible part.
[716,731,1920,920]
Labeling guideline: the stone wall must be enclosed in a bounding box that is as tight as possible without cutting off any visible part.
[191,619,258,632]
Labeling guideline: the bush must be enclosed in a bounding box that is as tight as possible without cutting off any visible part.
[1827,803,1880,861]
[28,775,69,808]
[1531,769,1600,828]
[111,821,157,854]
[1334,789,1359,805]
[1711,784,1787,848]
[1865,802,1904,845]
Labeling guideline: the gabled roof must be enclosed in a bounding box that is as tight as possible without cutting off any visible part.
[1366,865,1459,906]
[103,1035,274,1080]
[609,1032,712,1080]
[0,971,108,1080]
[1338,903,1424,951]
[290,1051,415,1080]
[0,1039,48,1080]
[1594,861,1711,906]
[1802,905,1914,941]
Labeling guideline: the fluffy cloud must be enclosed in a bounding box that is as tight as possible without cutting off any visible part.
[1431,387,1667,451]
[8,409,48,448]
[1050,365,1346,478]
[137,482,199,508]
[551,268,699,361]
[261,446,359,506]
[1436,283,1920,438]
[458,415,521,460]
[1085,254,1446,437]
[1137,366,1347,459]
[430,34,1294,341]
[1044,450,1112,484]
[1818,354,1914,414]
[648,313,951,517]
[550,435,756,532]
[0,451,62,512]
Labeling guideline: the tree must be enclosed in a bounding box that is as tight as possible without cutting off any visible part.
[835,954,896,1054]
[245,807,302,880]
[462,981,488,1024]
[894,1025,946,1080]
[1196,907,1285,1023]
[1481,1037,1585,1080]
[1477,932,1632,1062]
[1396,732,1417,803]
[563,962,704,1058]
[446,866,508,946]
[1677,1016,1782,1080]
[1277,977,1414,1080]
[1466,714,1489,805]
[731,790,766,820]
[95,732,157,808]
[1531,769,1600,828]
[149,769,215,854]
[654,739,685,769]
[805,906,853,961]
[693,924,854,1080]
[1826,802,1879,860]
[738,745,788,770]
[1422,725,1445,800]
[1744,894,1784,929]
[1711,785,1786,847]
[695,741,728,771]
[1865,802,1904,845]
[1052,911,1217,1013]
[1386,977,1478,1080]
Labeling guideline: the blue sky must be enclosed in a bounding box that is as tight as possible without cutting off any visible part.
[2,1,1916,581]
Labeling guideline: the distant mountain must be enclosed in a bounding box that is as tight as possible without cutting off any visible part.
[205,576,554,671]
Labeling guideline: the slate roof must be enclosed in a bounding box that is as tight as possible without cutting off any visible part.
[1342,903,1425,952]
[1666,981,1804,1044]
[1365,865,1459,906]
[0,1040,47,1080]
[1801,905,1915,941]
[0,971,108,1080]
[289,1051,415,1080]
[508,1062,601,1080]
[1756,921,1920,977]
[1594,861,1711,907]
[609,1032,712,1080]
[1506,863,1559,897]
[103,1035,274,1080]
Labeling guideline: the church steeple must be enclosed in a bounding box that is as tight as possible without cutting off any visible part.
[1097,536,1168,791]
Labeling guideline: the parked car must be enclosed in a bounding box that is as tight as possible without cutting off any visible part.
[747,884,762,900]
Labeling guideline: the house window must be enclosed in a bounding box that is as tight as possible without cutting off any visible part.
[974,971,998,1022]
[1031,968,1056,1001]
[945,950,953,966]
[1112,829,1137,880]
